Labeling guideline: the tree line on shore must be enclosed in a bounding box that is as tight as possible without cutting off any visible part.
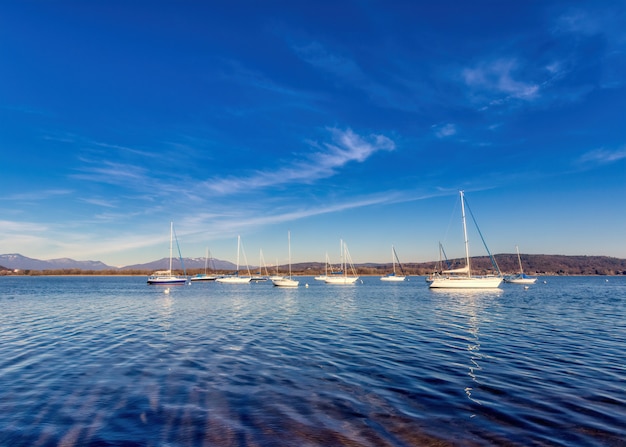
[2,254,625,276]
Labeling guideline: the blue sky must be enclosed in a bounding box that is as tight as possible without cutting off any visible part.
[1,0,625,267]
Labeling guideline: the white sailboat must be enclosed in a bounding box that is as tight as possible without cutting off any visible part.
[251,249,270,282]
[190,247,218,281]
[380,245,407,282]
[325,240,359,285]
[426,242,450,284]
[216,235,252,284]
[504,245,537,284]
[314,252,333,281]
[268,258,283,281]
[272,231,299,287]
[429,191,502,289]
[147,222,189,285]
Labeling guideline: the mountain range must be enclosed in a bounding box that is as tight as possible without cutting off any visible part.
[1,253,625,276]
[0,253,236,272]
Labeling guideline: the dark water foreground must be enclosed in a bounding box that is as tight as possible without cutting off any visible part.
[1,276,624,446]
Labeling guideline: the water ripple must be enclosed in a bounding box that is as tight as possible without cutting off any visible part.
[0,276,625,446]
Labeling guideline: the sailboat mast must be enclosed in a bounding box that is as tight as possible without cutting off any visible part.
[287,231,292,278]
[169,221,174,273]
[236,235,241,271]
[325,252,329,276]
[516,245,524,274]
[340,239,344,276]
[460,191,471,277]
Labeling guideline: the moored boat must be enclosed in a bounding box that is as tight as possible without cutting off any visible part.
[190,247,218,281]
[216,236,252,284]
[380,245,407,282]
[325,240,359,285]
[272,231,299,288]
[429,191,502,289]
[147,222,189,285]
[504,246,538,284]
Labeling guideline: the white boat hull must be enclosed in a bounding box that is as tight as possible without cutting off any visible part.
[216,276,251,284]
[505,277,537,284]
[148,222,188,286]
[272,278,299,287]
[147,276,188,285]
[325,276,359,284]
[380,275,406,282]
[190,274,217,281]
[429,276,502,289]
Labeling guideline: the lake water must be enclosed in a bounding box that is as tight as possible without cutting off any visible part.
[0,276,624,446]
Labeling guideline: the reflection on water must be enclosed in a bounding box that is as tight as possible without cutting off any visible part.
[464,300,483,406]
[0,276,625,446]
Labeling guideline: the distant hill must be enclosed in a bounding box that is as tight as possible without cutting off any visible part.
[1,253,624,275]
[0,254,114,271]
[0,253,237,273]
[292,254,626,276]
[121,257,236,271]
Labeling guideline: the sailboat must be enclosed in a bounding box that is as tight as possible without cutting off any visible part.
[268,258,283,281]
[190,247,218,281]
[216,235,252,284]
[380,245,407,281]
[147,222,189,285]
[429,191,502,289]
[325,240,359,284]
[426,242,451,284]
[504,245,537,284]
[272,231,299,287]
[314,252,334,281]
[251,249,270,282]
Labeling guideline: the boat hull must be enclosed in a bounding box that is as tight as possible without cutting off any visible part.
[428,276,502,289]
[325,276,359,284]
[505,277,537,284]
[216,276,251,284]
[147,276,188,285]
[190,274,217,281]
[380,275,406,282]
[272,278,299,287]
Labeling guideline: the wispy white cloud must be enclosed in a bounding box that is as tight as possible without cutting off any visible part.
[91,141,156,159]
[554,9,605,36]
[0,189,73,201]
[72,160,150,187]
[203,128,395,195]
[578,146,626,165]
[293,41,365,83]
[0,219,48,232]
[552,7,626,90]
[433,123,457,138]
[221,59,312,99]
[78,197,118,208]
[462,58,540,103]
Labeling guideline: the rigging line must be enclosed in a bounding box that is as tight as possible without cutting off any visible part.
[440,242,452,269]
[393,247,407,275]
[463,197,502,275]
[442,194,461,249]
[173,224,187,275]
[239,238,252,276]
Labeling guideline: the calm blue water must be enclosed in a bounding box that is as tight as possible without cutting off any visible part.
[1,276,624,446]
